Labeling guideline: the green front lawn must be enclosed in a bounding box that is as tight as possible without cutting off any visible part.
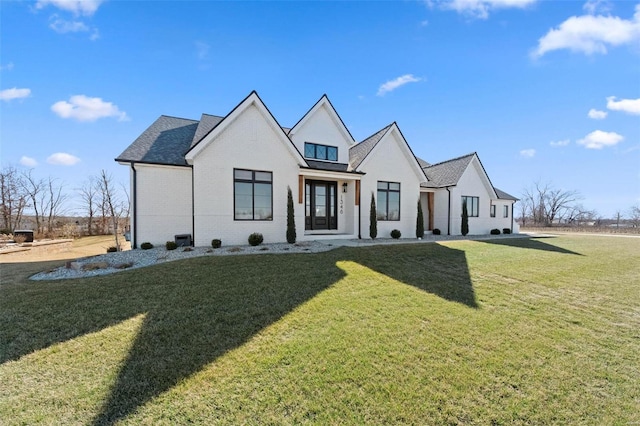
[1,235,639,424]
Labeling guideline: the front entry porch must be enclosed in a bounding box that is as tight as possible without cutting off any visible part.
[305,180,338,231]
[298,170,361,239]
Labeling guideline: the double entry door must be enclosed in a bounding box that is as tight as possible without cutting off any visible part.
[305,180,337,230]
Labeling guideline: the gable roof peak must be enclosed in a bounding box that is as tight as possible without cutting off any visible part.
[288,94,356,145]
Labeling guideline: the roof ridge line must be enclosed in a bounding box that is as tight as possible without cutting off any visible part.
[425,151,476,168]
[160,114,199,122]
[354,122,393,146]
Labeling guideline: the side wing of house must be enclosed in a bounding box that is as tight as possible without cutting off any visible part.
[352,123,427,239]
[185,92,306,246]
[132,164,193,246]
[446,155,497,235]
[116,116,198,247]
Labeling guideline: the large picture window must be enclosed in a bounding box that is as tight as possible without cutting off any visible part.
[234,169,273,220]
[461,196,479,217]
[377,181,400,221]
[304,142,338,161]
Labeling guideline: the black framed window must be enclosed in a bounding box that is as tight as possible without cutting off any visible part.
[377,181,400,221]
[304,142,338,161]
[234,169,272,220]
[503,205,509,218]
[461,196,479,217]
[490,204,496,218]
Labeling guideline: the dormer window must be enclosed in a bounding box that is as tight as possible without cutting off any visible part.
[304,142,338,161]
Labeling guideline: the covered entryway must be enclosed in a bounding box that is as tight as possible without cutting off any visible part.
[305,180,337,230]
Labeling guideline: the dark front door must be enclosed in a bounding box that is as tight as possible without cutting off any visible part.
[305,180,337,230]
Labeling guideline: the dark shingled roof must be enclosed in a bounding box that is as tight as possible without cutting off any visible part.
[416,157,431,168]
[422,153,475,187]
[349,124,392,170]
[494,187,518,200]
[116,115,198,166]
[305,160,350,172]
[191,113,224,147]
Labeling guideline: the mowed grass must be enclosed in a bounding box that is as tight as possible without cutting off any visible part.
[1,235,638,425]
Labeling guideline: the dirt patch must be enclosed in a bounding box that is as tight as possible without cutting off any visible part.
[0,236,131,286]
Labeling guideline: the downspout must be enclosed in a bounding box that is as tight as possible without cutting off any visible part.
[511,201,515,233]
[358,183,362,239]
[446,186,452,236]
[130,162,137,249]
[191,165,195,246]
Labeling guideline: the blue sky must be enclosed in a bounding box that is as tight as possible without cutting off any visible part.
[1,0,639,218]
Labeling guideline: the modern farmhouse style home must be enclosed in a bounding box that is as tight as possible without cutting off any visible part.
[116,91,517,248]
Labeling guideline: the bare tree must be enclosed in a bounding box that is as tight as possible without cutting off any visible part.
[566,204,598,224]
[628,204,640,228]
[43,177,69,235]
[97,170,127,250]
[0,166,28,231]
[614,210,623,229]
[77,177,98,236]
[544,187,582,224]
[521,181,582,226]
[20,169,45,234]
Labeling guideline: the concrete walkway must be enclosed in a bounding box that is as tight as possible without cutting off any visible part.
[317,232,533,248]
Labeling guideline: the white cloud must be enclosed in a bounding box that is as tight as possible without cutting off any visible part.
[49,16,89,33]
[606,96,640,115]
[377,74,422,96]
[550,139,571,147]
[0,87,31,101]
[532,5,640,58]
[429,0,537,19]
[588,108,608,119]
[583,0,612,15]
[36,0,104,16]
[577,130,624,149]
[0,62,14,71]
[51,95,129,122]
[20,156,38,167]
[47,152,81,166]
[520,148,536,157]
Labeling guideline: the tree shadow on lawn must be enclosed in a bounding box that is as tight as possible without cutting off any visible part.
[2,243,478,425]
[479,236,583,255]
[341,243,478,309]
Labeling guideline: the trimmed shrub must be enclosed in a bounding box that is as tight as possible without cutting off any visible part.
[490,228,501,235]
[461,200,469,236]
[211,239,222,249]
[503,228,511,234]
[106,246,118,253]
[248,232,264,246]
[286,186,296,244]
[390,229,401,239]
[416,199,424,238]
[369,193,377,239]
[166,241,178,250]
[140,242,153,250]
[433,228,441,235]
